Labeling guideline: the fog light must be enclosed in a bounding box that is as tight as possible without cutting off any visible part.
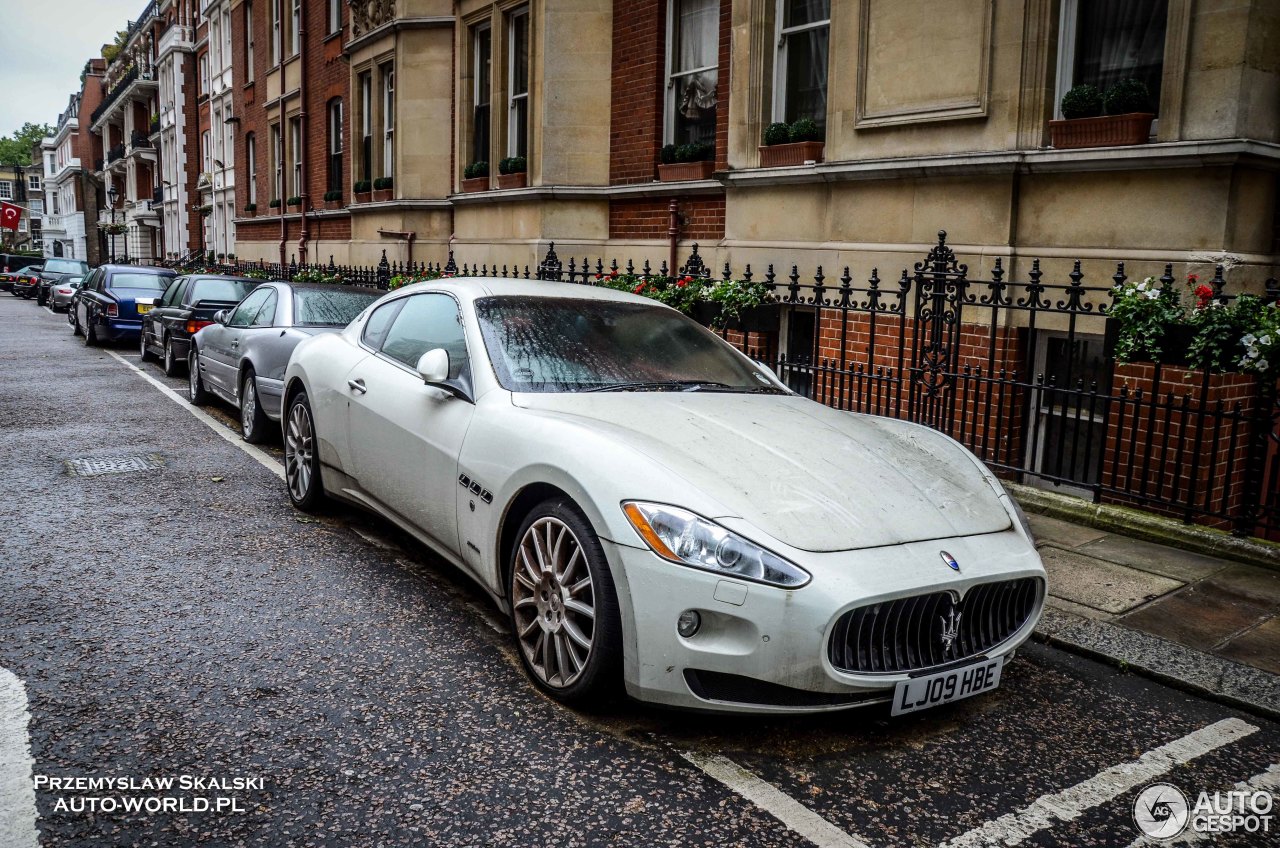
[677,609,701,638]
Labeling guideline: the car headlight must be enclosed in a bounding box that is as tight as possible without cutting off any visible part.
[621,501,810,588]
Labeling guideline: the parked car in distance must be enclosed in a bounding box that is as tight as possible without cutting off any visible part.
[71,264,177,346]
[141,274,258,376]
[188,282,382,442]
[0,253,44,292]
[280,279,1047,714]
[10,265,44,298]
[35,258,91,306]
[49,276,84,312]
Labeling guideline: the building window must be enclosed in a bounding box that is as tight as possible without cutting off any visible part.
[271,124,282,201]
[327,99,343,194]
[221,8,232,75]
[327,0,341,35]
[665,0,718,146]
[202,130,211,174]
[359,71,372,182]
[507,8,529,158]
[472,23,491,166]
[0,182,11,200]
[246,133,257,204]
[774,0,829,129]
[291,0,301,55]
[199,54,210,96]
[289,116,302,196]
[271,0,281,65]
[30,199,43,214]
[27,174,40,191]
[1056,0,1168,117]
[381,64,394,178]
[245,1,255,80]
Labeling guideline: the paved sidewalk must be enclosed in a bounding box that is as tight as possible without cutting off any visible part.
[1028,513,1280,719]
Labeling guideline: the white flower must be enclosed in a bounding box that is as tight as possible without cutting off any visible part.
[1135,280,1148,291]
[1243,333,1257,345]
[1258,360,1269,371]
[1260,334,1272,346]
[1144,289,1160,300]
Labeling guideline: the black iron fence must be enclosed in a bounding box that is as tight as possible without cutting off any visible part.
[168,236,1280,540]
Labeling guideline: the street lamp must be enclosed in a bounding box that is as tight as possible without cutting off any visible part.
[106,185,118,263]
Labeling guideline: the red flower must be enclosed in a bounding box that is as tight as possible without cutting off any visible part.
[1195,284,1213,299]
[676,279,687,288]
[633,283,645,294]
[1187,273,1199,283]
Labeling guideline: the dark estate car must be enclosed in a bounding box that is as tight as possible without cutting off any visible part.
[7,265,43,298]
[141,274,258,376]
[35,258,92,306]
[71,264,177,345]
[0,253,43,292]
[189,282,382,442]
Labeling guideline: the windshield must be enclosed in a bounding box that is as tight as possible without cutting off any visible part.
[43,259,88,274]
[191,278,254,304]
[474,296,784,393]
[293,287,382,326]
[109,273,171,292]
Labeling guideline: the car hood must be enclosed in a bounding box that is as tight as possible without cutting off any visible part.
[512,392,1011,552]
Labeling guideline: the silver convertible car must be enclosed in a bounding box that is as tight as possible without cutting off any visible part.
[282,279,1046,714]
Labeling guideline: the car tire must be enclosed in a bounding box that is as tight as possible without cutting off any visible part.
[187,348,209,406]
[83,314,98,346]
[240,370,270,444]
[508,498,623,707]
[163,336,183,377]
[284,390,326,511]
[71,310,82,336]
[139,327,154,361]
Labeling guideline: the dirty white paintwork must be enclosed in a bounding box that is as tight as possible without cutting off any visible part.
[0,667,39,848]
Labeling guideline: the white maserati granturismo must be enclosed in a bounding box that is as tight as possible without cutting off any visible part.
[280,278,1046,714]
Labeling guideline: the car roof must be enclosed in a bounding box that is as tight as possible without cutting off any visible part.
[396,276,658,307]
[286,282,384,294]
[184,273,251,281]
[102,264,175,274]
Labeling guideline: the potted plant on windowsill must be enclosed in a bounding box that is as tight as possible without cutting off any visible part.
[286,195,302,211]
[658,143,715,182]
[322,190,342,209]
[243,202,257,217]
[267,198,281,212]
[1049,79,1155,149]
[758,118,825,168]
[462,161,489,193]
[497,156,527,190]
[373,177,393,202]
[353,180,371,203]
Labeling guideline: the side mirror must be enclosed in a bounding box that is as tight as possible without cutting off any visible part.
[213,310,227,324]
[416,348,450,384]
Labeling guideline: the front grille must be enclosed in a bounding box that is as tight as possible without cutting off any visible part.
[683,670,887,709]
[827,577,1042,675]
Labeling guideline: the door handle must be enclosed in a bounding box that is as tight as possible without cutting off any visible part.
[347,378,367,394]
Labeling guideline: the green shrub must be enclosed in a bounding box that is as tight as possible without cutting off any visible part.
[498,156,527,175]
[268,198,281,208]
[286,195,302,206]
[660,144,678,165]
[674,143,712,163]
[763,122,790,146]
[353,180,372,193]
[243,202,256,212]
[464,161,489,179]
[1104,78,1151,115]
[788,118,821,143]
[323,190,341,202]
[1060,84,1103,119]
[373,177,393,190]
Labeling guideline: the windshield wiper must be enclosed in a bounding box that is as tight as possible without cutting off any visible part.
[583,380,737,393]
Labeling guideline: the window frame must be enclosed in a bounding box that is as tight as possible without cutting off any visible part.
[381,63,394,178]
[506,7,530,159]
[1054,0,1168,123]
[663,0,720,146]
[327,0,341,35]
[472,22,492,167]
[270,0,281,66]
[327,98,344,194]
[771,0,830,127]
[270,123,282,202]
[359,71,373,182]
[245,1,255,81]
[245,133,257,204]
[289,116,302,197]
[291,0,301,56]
[0,182,10,201]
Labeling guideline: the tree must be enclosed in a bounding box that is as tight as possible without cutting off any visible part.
[0,122,55,166]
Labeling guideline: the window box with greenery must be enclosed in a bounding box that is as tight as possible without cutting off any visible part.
[462,161,489,193]
[353,180,372,203]
[372,177,393,202]
[286,195,303,209]
[658,143,715,182]
[497,156,527,190]
[758,119,824,168]
[323,190,342,208]
[1049,79,1155,150]
[268,198,282,210]
[243,202,257,217]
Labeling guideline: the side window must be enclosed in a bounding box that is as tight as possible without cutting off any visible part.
[379,294,470,380]
[161,277,186,307]
[251,290,278,327]
[228,287,272,327]
[361,299,406,351]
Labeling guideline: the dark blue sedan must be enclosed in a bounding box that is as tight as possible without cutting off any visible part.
[71,265,177,346]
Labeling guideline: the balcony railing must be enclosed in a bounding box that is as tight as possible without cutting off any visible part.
[130,131,153,150]
[106,145,125,164]
[91,65,139,124]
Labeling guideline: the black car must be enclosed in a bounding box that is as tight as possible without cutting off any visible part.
[34,258,91,306]
[8,265,43,298]
[0,253,42,292]
[71,264,177,346]
[141,274,258,376]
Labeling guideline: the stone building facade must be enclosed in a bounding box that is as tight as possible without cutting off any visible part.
[39,75,106,264]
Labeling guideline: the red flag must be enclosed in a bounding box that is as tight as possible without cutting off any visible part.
[0,202,20,231]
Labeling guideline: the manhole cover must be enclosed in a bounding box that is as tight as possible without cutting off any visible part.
[64,453,165,477]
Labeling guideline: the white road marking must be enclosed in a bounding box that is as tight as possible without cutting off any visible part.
[104,349,285,482]
[940,717,1259,847]
[683,752,870,848]
[1124,762,1280,847]
[0,668,40,848]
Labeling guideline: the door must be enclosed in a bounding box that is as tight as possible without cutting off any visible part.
[346,293,476,558]
[203,286,273,393]
[149,277,189,349]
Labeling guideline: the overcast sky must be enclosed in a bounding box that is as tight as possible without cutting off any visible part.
[0,0,152,138]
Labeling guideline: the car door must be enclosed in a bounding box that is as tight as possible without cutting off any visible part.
[233,288,279,398]
[77,269,105,327]
[149,277,188,349]
[345,292,477,560]
[203,286,272,394]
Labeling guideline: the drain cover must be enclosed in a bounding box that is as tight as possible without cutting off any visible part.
[64,453,165,477]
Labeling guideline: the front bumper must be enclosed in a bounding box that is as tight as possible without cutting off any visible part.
[608,529,1044,714]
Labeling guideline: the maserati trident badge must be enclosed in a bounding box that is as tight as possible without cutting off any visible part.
[940,607,962,654]
[940,550,960,571]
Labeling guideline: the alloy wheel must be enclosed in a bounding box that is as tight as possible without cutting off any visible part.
[512,517,596,689]
[241,380,258,437]
[285,401,314,503]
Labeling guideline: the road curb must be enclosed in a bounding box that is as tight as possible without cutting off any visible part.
[1034,607,1280,723]
[1009,482,1280,571]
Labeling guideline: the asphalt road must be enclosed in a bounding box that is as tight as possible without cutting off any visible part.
[2,291,1278,847]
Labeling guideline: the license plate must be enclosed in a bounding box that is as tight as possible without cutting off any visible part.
[891,656,1003,716]
[136,304,152,314]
